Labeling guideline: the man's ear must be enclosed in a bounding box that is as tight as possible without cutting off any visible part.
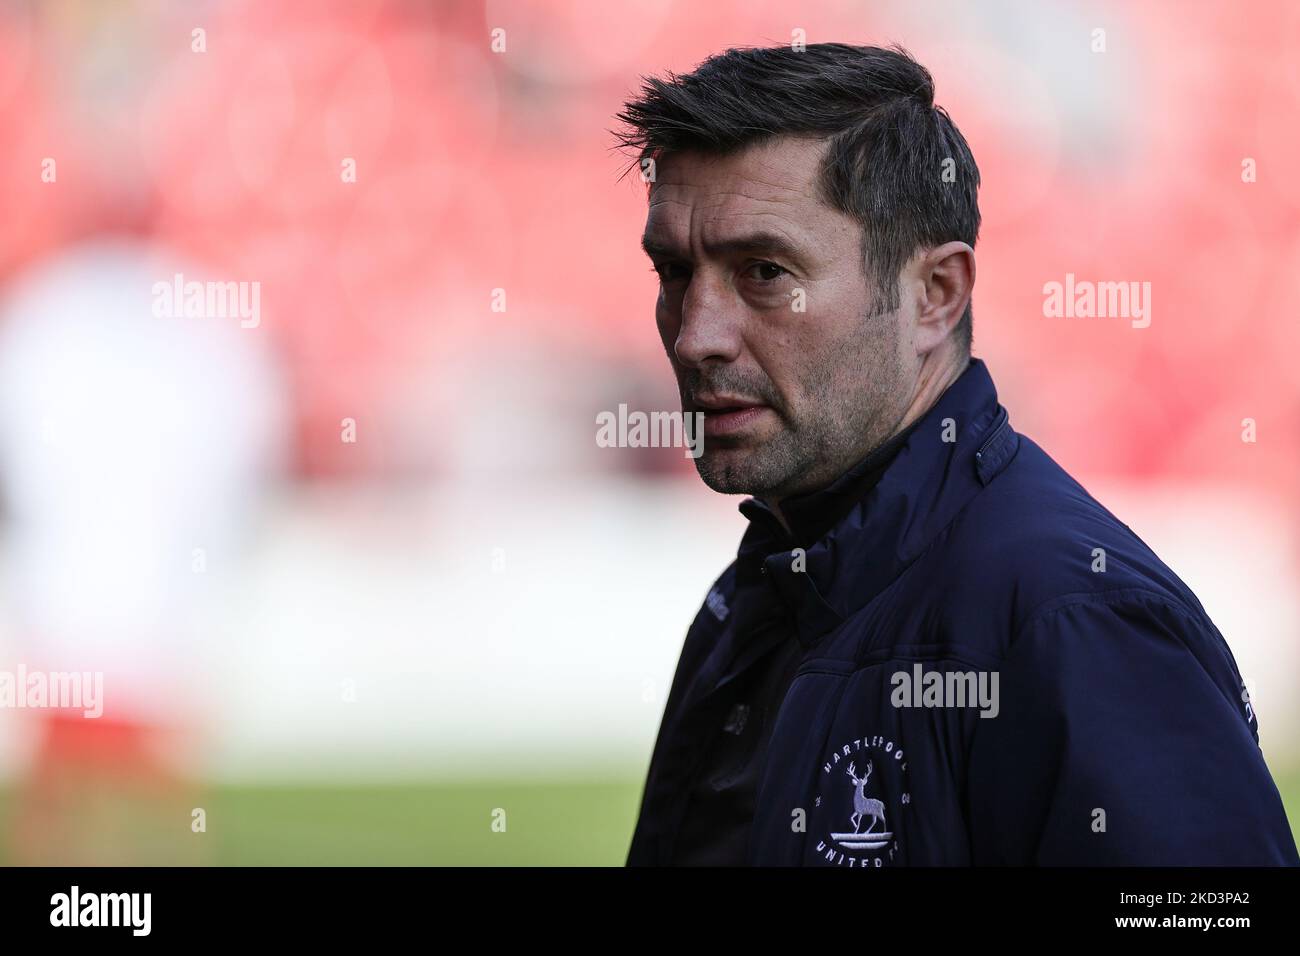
[914,241,975,351]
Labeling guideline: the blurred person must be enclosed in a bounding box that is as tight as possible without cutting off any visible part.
[0,241,286,863]
[618,43,1298,866]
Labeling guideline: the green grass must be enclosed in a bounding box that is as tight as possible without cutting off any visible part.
[203,778,644,865]
[0,768,1296,865]
[0,777,645,866]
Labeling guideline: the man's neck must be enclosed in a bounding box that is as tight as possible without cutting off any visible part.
[766,350,971,535]
[901,349,970,434]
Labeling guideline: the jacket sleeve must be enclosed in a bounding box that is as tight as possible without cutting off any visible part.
[966,588,1300,865]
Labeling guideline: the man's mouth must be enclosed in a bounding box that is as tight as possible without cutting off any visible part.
[691,393,775,438]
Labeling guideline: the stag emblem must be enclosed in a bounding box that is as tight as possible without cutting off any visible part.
[825,759,893,851]
[818,738,905,860]
[846,761,886,834]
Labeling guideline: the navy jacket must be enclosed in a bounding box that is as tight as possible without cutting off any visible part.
[627,358,1299,866]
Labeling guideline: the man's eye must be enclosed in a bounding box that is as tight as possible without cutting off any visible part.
[746,262,788,282]
[651,263,689,283]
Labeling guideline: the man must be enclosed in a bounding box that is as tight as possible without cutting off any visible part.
[618,43,1299,866]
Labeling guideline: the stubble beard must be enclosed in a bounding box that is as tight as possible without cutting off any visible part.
[694,366,904,498]
[691,323,906,499]
[693,417,815,496]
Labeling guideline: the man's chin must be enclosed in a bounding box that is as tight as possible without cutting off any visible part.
[693,449,783,497]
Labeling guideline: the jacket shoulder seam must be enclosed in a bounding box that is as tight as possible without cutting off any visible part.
[1009,585,1205,650]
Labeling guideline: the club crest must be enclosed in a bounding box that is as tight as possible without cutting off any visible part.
[813,733,910,867]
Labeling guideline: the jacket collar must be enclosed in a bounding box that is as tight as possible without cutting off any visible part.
[740,411,923,553]
[733,358,1019,648]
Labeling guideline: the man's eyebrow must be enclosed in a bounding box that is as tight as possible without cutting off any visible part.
[640,235,679,259]
[640,231,807,262]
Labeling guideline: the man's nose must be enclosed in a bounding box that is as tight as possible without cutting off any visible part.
[673,273,743,369]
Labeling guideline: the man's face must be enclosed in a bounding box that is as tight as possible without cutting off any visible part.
[642,136,915,499]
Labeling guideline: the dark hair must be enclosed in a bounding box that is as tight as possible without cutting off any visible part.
[615,42,980,352]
